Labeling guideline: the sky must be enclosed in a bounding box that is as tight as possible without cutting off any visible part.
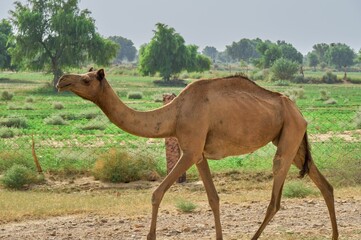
[1,0,360,55]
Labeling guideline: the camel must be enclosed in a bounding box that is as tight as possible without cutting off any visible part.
[57,68,338,240]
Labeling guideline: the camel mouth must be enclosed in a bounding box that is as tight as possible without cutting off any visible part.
[56,82,72,92]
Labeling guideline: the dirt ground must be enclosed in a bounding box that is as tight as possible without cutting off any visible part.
[0,172,360,240]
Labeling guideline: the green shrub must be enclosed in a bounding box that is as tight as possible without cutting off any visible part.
[1,165,42,190]
[318,90,330,101]
[93,148,159,183]
[273,80,290,86]
[283,181,318,198]
[0,128,15,138]
[127,92,143,99]
[271,58,298,81]
[80,110,99,119]
[0,117,27,128]
[284,88,305,102]
[322,71,340,84]
[53,102,64,110]
[1,91,14,101]
[25,96,35,103]
[175,199,197,213]
[324,98,337,105]
[44,115,68,125]
[0,152,34,173]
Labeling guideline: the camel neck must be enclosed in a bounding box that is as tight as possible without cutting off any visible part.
[95,80,176,138]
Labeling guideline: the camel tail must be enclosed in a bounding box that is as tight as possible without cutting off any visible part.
[298,131,312,178]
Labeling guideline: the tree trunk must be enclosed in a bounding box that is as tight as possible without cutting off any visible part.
[51,60,63,91]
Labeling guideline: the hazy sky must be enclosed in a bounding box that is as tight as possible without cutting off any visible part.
[1,0,360,54]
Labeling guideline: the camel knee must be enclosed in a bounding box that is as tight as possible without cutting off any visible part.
[151,190,163,207]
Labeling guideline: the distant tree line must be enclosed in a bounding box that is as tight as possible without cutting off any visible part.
[0,0,360,84]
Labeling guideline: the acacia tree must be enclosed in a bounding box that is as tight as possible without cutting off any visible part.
[139,23,210,81]
[10,0,118,87]
[108,36,137,63]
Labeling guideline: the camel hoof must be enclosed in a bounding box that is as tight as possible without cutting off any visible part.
[147,233,155,240]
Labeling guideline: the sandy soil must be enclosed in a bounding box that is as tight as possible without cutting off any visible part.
[0,173,360,240]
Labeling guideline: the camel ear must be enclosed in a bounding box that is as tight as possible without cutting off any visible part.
[88,67,94,72]
[96,69,105,81]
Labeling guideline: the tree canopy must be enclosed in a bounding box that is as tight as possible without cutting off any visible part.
[108,36,137,63]
[10,0,118,86]
[138,23,210,81]
[0,19,14,70]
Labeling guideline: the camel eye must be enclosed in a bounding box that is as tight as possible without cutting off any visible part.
[82,77,90,85]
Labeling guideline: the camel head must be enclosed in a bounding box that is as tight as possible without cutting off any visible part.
[57,68,105,102]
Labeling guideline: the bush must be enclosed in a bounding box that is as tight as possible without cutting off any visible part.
[1,91,14,101]
[322,71,340,84]
[93,148,159,183]
[175,199,197,213]
[0,128,15,138]
[79,117,107,131]
[25,96,35,103]
[0,117,27,128]
[44,115,68,125]
[1,165,42,190]
[324,98,337,105]
[53,102,64,110]
[284,88,306,102]
[318,90,330,101]
[271,58,298,81]
[0,152,34,173]
[283,181,318,198]
[127,92,143,99]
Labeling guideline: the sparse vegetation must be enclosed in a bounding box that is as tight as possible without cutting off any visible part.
[44,115,68,125]
[283,181,318,198]
[175,199,197,213]
[0,127,15,138]
[127,91,143,99]
[53,102,64,110]
[1,164,43,190]
[0,117,27,128]
[93,148,159,183]
[1,91,14,101]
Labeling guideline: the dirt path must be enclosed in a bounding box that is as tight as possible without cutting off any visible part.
[0,197,360,239]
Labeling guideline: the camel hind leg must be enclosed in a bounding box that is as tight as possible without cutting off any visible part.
[252,125,306,239]
[293,134,339,240]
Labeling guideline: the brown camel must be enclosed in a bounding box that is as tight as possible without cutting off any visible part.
[57,69,338,240]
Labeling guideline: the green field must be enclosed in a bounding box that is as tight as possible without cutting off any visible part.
[0,70,361,183]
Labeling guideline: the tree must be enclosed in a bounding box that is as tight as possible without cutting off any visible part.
[0,19,14,69]
[307,52,319,70]
[139,23,210,81]
[10,0,118,87]
[326,43,355,69]
[225,38,260,62]
[271,58,298,81]
[256,41,282,68]
[202,46,218,63]
[312,43,329,63]
[108,36,137,63]
[277,41,303,64]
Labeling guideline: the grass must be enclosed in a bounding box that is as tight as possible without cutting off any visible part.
[175,199,197,213]
[0,69,361,179]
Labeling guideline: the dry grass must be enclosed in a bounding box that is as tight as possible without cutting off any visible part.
[0,172,360,224]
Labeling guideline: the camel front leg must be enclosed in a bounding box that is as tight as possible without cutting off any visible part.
[196,157,223,240]
[252,153,293,240]
[147,152,196,240]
